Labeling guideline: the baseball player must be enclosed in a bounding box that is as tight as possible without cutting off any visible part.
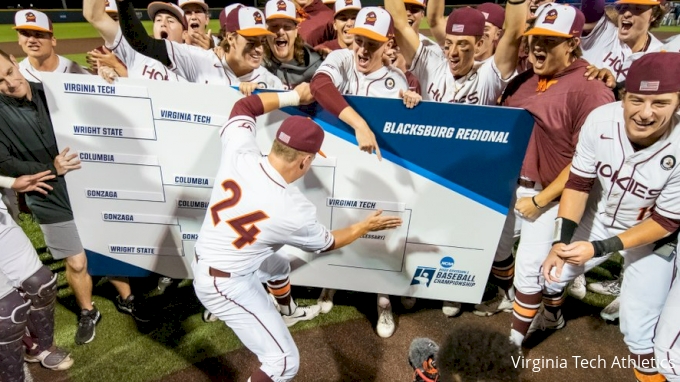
[84,0,187,82]
[313,0,361,54]
[13,10,89,83]
[385,0,525,106]
[0,171,74,381]
[580,0,666,83]
[115,1,284,90]
[477,4,614,347]
[310,7,420,337]
[193,84,402,382]
[542,52,680,382]
[178,0,220,49]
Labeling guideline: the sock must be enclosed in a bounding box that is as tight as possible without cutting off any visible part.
[511,289,542,345]
[491,254,515,296]
[267,278,294,315]
[542,290,566,321]
[377,294,391,309]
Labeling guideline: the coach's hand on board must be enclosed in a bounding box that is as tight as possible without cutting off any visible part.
[355,126,382,161]
[542,245,567,283]
[584,65,616,89]
[362,210,403,232]
[11,170,55,195]
[399,89,422,109]
[293,83,315,105]
[53,147,82,176]
[553,241,595,265]
[514,196,541,220]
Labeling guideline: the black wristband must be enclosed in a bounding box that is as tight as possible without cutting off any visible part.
[591,236,624,258]
[532,196,543,210]
[553,217,578,245]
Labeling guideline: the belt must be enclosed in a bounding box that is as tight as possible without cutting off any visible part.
[517,178,536,188]
[195,253,232,278]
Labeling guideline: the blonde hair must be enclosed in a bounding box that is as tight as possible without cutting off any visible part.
[270,140,308,162]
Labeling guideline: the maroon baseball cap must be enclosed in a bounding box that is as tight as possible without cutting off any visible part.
[219,4,243,30]
[445,7,485,37]
[477,2,505,30]
[625,52,680,95]
[276,116,326,157]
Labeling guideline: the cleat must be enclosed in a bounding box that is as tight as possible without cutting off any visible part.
[600,297,620,321]
[568,274,587,300]
[474,289,513,316]
[588,279,621,297]
[442,301,462,317]
[376,305,395,338]
[24,346,74,370]
[317,288,335,314]
[281,305,321,327]
[74,305,101,345]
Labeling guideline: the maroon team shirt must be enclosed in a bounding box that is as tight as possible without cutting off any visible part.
[502,59,615,188]
[297,0,337,47]
[314,39,342,52]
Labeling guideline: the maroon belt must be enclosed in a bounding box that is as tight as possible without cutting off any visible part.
[517,178,536,188]
[195,253,232,278]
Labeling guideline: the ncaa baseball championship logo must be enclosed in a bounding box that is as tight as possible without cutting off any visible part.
[410,256,477,288]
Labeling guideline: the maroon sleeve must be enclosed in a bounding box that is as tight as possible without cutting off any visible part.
[310,73,350,116]
[229,95,265,119]
[406,71,422,95]
[651,210,680,233]
[565,171,596,193]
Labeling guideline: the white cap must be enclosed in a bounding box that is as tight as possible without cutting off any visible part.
[348,7,393,43]
[265,0,297,22]
[524,3,585,38]
[105,0,119,14]
[13,10,52,33]
[224,6,274,36]
[178,0,208,12]
[334,0,361,17]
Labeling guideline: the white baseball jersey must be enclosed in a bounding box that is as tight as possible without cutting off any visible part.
[570,102,680,231]
[19,55,90,83]
[659,34,680,53]
[315,49,409,98]
[165,41,284,88]
[107,29,186,82]
[581,17,662,83]
[409,42,513,105]
[195,115,333,275]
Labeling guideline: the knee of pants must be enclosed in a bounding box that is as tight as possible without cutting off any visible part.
[65,253,88,273]
[262,346,299,381]
[0,290,31,343]
[513,255,545,295]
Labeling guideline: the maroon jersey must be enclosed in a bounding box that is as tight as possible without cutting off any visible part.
[314,39,342,52]
[297,0,336,47]
[502,59,615,187]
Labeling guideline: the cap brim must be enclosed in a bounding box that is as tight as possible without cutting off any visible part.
[334,7,361,17]
[105,10,119,14]
[13,25,52,33]
[615,0,661,5]
[237,28,275,36]
[318,149,327,158]
[348,27,388,42]
[147,2,185,26]
[180,1,209,12]
[523,27,573,38]
[403,0,425,7]
[266,14,299,23]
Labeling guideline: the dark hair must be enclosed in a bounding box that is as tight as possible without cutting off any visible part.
[264,35,306,65]
[650,4,667,28]
[437,324,521,382]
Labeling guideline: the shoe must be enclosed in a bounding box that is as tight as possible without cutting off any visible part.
[270,293,281,313]
[202,309,219,323]
[600,297,620,321]
[588,279,621,297]
[442,301,462,317]
[281,305,321,327]
[473,290,513,317]
[75,306,101,345]
[116,295,151,322]
[157,276,174,292]
[376,305,396,338]
[568,274,587,300]
[25,346,74,370]
[401,296,416,310]
[317,288,335,314]
[527,310,565,335]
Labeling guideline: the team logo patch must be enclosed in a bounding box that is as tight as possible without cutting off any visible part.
[364,11,377,26]
[384,77,395,90]
[257,82,267,89]
[278,131,291,143]
[25,12,37,23]
[410,266,436,287]
[640,81,660,92]
[253,11,264,24]
[543,9,558,24]
[346,0,354,5]
[277,0,287,11]
[661,155,676,171]
[451,23,464,33]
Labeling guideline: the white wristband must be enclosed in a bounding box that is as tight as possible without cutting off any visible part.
[0,175,16,189]
[278,90,300,108]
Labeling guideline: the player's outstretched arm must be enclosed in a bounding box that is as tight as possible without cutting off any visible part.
[229,83,314,120]
[425,0,447,48]
[310,74,382,160]
[384,0,421,66]
[115,0,172,67]
[83,0,119,46]
[581,0,606,34]
[324,210,402,251]
[493,0,529,80]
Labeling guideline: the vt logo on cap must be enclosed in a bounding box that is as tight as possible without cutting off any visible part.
[365,11,377,26]
[25,12,37,22]
[277,0,287,11]
[253,11,264,24]
[544,9,558,24]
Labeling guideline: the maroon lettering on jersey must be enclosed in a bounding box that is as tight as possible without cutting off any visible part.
[603,51,627,80]
[142,65,169,81]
